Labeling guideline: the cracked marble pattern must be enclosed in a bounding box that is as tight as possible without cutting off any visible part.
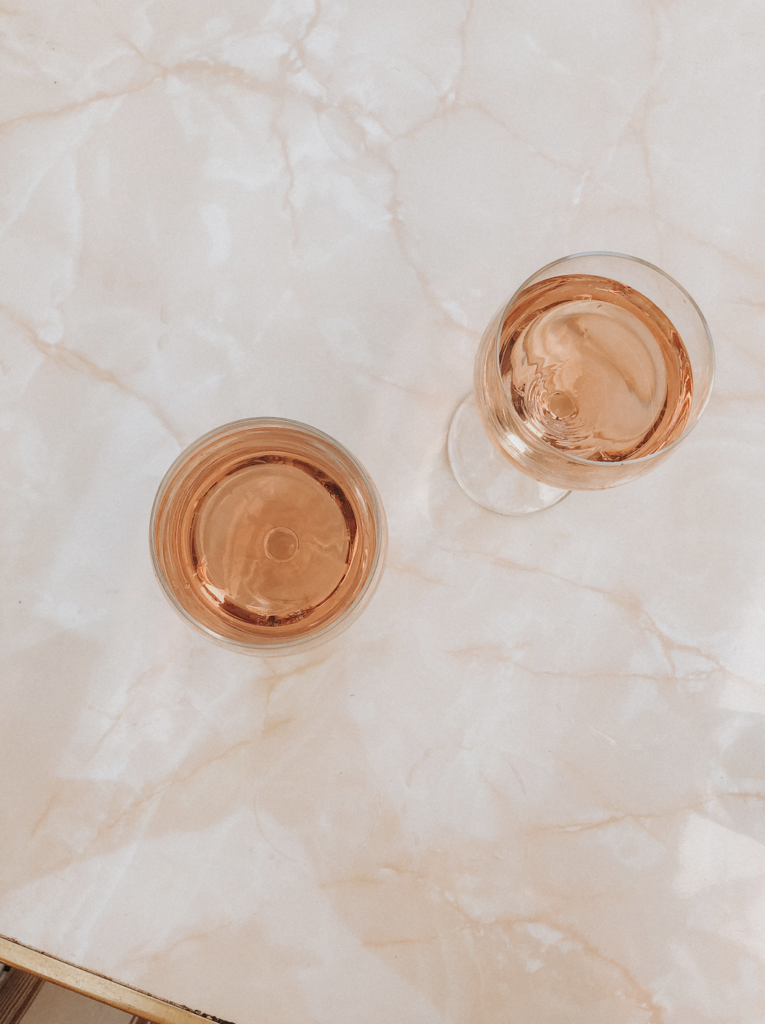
[1,1,765,1022]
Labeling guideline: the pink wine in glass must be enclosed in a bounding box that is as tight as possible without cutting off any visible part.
[498,274,693,465]
[452,252,716,512]
[150,419,386,655]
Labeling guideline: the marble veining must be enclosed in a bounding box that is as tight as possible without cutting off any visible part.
[1,1,765,1022]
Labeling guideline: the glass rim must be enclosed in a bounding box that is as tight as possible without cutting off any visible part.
[492,251,716,468]
[149,416,387,654]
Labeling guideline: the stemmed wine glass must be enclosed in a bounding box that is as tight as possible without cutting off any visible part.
[448,252,715,515]
[151,418,387,655]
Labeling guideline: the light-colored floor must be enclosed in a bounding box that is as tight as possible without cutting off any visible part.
[0,966,143,1024]
[21,983,132,1024]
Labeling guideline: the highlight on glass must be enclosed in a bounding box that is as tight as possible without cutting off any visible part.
[447,252,715,515]
[151,418,387,655]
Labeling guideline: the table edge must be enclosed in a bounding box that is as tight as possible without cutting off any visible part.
[0,935,216,1023]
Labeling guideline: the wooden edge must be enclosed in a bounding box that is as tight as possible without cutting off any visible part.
[0,934,211,1024]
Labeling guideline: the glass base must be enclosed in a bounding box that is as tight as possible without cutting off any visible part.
[447,394,570,515]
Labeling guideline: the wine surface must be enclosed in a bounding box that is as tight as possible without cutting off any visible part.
[191,457,355,625]
[151,421,383,650]
[499,274,693,462]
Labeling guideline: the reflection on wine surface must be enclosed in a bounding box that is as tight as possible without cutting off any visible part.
[500,275,692,463]
[151,419,386,655]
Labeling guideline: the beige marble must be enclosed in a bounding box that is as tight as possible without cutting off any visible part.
[1,1,765,1021]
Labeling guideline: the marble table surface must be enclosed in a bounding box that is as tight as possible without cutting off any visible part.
[2,2,765,1022]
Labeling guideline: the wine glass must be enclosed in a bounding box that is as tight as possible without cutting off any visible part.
[150,418,387,655]
[447,252,715,515]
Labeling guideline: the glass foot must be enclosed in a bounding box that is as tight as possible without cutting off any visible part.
[447,393,570,515]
